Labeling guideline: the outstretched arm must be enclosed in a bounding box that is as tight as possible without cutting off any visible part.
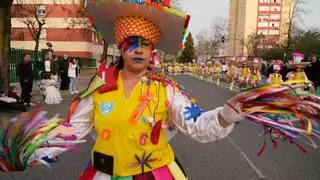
[168,86,242,143]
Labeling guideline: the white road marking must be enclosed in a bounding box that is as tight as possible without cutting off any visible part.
[227,136,266,179]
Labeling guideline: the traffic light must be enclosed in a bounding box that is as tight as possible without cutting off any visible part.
[221,36,225,43]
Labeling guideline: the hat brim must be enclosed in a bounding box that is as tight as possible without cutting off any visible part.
[86,1,187,55]
[287,62,310,69]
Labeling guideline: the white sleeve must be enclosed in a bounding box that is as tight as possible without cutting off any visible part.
[29,96,94,163]
[168,86,234,143]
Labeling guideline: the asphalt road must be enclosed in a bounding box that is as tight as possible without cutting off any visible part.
[1,75,320,180]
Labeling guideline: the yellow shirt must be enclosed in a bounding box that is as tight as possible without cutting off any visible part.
[270,73,282,84]
[230,66,236,74]
[251,69,259,81]
[92,73,175,177]
[294,72,306,81]
[214,66,221,73]
[241,68,249,77]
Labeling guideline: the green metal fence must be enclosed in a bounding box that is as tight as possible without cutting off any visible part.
[9,49,97,83]
[78,58,96,68]
[9,48,46,83]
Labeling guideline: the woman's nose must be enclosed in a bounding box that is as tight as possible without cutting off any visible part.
[134,47,143,54]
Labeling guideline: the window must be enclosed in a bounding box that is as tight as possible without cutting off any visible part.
[270,14,280,20]
[258,22,269,27]
[269,30,280,35]
[270,22,280,27]
[260,0,270,3]
[258,14,269,22]
[271,6,281,11]
[39,29,46,39]
[259,6,270,11]
[257,30,268,35]
[36,5,46,17]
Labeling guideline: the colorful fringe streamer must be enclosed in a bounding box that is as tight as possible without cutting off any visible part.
[0,108,78,172]
[237,80,320,155]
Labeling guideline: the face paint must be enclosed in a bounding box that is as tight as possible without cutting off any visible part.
[120,36,151,52]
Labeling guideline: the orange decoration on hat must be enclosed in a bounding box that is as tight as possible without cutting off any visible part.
[114,16,161,48]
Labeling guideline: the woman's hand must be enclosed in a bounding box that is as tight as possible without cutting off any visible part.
[219,94,244,127]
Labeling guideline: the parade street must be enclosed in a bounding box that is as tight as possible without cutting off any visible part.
[1,75,319,180]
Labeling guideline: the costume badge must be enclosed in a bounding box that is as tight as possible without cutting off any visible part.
[100,102,114,116]
[184,103,205,123]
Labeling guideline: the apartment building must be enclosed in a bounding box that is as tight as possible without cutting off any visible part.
[228,0,292,57]
[10,0,110,61]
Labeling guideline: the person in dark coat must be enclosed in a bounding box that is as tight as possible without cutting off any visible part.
[305,56,320,90]
[59,54,70,90]
[17,53,33,106]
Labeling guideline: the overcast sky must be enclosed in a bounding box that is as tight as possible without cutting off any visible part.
[181,0,320,37]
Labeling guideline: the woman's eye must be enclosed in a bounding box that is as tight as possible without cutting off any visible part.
[142,41,149,46]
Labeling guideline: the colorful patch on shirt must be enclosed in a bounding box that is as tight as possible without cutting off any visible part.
[184,103,205,122]
[100,102,114,116]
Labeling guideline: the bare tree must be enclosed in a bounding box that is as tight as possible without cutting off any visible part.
[196,17,228,60]
[12,0,52,56]
[282,0,307,61]
[12,0,89,58]
[211,17,228,41]
[244,33,265,58]
[0,0,13,92]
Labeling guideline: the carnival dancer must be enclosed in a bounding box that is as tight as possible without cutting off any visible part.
[168,63,173,75]
[249,58,262,87]
[3,2,320,179]
[238,59,251,89]
[287,53,309,82]
[267,64,283,84]
[213,61,222,85]
[6,1,245,179]
[227,58,237,91]
[207,61,214,83]
[286,53,312,91]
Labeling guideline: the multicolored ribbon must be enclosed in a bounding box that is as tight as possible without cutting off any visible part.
[237,80,320,155]
[0,108,78,172]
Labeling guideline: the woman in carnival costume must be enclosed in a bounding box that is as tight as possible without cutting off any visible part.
[3,1,320,179]
[238,59,251,89]
[286,53,309,82]
[204,61,212,83]
[249,58,262,87]
[286,53,313,92]
[213,60,222,85]
[267,64,283,84]
[167,63,174,75]
[227,58,237,91]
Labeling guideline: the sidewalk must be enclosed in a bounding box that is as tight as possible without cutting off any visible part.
[9,75,93,104]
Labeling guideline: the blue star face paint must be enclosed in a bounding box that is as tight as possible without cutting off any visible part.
[120,36,152,52]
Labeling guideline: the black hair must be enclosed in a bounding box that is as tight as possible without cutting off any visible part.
[116,55,124,70]
[43,73,51,80]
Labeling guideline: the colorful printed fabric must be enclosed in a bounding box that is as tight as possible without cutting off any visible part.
[79,159,187,180]
[114,16,161,48]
